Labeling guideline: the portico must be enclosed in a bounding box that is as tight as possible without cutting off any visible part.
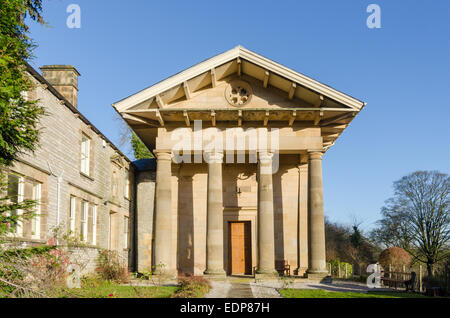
[113,46,365,278]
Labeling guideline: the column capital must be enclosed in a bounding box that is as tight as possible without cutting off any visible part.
[300,154,308,165]
[258,151,274,164]
[258,152,274,175]
[154,151,172,161]
[307,150,323,160]
[204,150,223,164]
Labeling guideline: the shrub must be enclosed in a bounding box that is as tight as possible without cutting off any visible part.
[379,247,411,271]
[327,259,353,278]
[0,243,70,297]
[95,250,130,283]
[171,276,211,298]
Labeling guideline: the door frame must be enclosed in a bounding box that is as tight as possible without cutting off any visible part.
[223,208,257,276]
[228,221,252,275]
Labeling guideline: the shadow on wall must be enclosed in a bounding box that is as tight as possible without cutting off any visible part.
[273,165,286,263]
[177,166,195,275]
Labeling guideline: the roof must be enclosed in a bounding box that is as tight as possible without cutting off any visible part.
[113,45,365,112]
[133,158,156,171]
[112,46,367,152]
[25,62,133,165]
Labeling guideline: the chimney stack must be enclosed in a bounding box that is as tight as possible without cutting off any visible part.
[40,65,80,108]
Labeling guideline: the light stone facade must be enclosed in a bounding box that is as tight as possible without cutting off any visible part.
[4,64,135,271]
[116,47,366,279]
[4,47,365,279]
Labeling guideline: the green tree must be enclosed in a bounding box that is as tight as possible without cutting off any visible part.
[350,225,363,249]
[131,132,153,160]
[371,171,450,276]
[0,0,45,237]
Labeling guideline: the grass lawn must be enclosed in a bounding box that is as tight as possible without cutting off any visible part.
[61,280,179,298]
[280,289,428,298]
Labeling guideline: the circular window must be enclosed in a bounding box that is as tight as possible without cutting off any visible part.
[225,80,252,106]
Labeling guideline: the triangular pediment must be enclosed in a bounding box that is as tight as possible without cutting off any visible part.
[114,46,366,153]
[113,46,365,114]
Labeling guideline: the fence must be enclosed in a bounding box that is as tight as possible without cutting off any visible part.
[326,261,449,295]
[326,261,353,279]
[375,263,449,294]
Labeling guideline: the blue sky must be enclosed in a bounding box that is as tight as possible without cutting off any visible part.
[27,0,450,232]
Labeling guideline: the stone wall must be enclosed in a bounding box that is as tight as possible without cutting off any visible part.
[135,155,303,276]
[6,70,135,272]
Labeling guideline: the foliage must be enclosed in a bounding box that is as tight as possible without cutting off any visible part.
[49,223,89,248]
[171,276,211,298]
[350,225,363,249]
[0,0,45,166]
[0,239,73,297]
[95,249,130,283]
[378,247,412,271]
[0,0,45,242]
[325,218,379,267]
[0,173,37,239]
[370,171,450,276]
[327,259,353,278]
[131,132,153,159]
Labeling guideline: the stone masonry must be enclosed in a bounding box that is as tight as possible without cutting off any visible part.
[5,64,135,272]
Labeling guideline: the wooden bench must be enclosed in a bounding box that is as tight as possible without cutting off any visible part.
[275,260,290,276]
[381,271,416,291]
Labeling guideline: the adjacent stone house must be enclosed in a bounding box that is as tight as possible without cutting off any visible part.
[4,64,135,272]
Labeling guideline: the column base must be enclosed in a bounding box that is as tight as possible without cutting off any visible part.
[204,269,227,278]
[153,268,178,280]
[307,269,329,274]
[295,267,308,277]
[255,269,278,280]
[306,271,332,283]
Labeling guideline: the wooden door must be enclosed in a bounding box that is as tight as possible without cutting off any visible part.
[229,222,252,275]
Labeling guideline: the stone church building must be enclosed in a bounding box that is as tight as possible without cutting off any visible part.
[5,47,364,278]
[113,46,365,278]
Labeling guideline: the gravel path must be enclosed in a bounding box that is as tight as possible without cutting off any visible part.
[204,281,232,298]
[226,283,254,298]
[204,279,392,298]
[250,283,282,298]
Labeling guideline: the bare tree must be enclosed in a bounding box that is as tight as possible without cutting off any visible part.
[371,171,449,276]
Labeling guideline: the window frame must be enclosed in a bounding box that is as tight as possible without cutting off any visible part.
[111,170,118,201]
[69,196,76,235]
[31,182,41,239]
[123,216,129,249]
[92,205,97,246]
[124,170,130,199]
[80,134,91,176]
[7,174,25,236]
[81,201,88,242]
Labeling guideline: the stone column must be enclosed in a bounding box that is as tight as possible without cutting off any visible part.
[153,151,176,276]
[297,155,308,276]
[136,170,156,273]
[307,151,327,274]
[256,152,275,275]
[204,151,226,276]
